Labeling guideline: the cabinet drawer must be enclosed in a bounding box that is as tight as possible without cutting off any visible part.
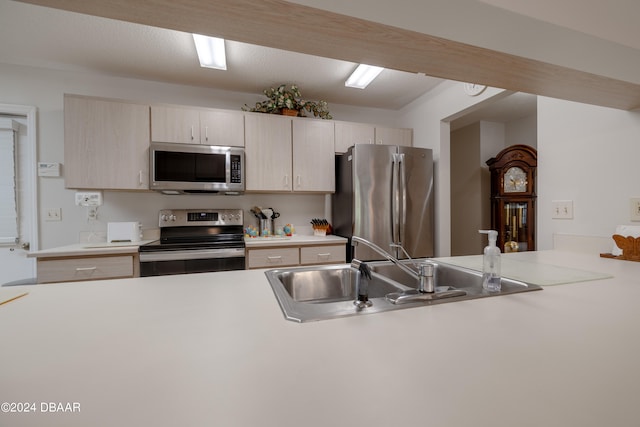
[247,248,299,269]
[37,255,134,284]
[300,245,346,265]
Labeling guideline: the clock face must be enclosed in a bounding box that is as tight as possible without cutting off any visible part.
[463,82,487,96]
[503,166,527,193]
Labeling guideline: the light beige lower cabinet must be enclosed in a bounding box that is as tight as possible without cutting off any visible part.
[247,247,300,269]
[246,244,346,269]
[37,254,138,284]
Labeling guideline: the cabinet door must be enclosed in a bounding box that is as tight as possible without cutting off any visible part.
[64,95,150,190]
[150,105,200,144]
[334,121,374,153]
[292,119,335,192]
[244,113,292,191]
[247,247,299,269]
[37,255,135,284]
[375,126,413,146]
[199,110,245,146]
[300,245,345,265]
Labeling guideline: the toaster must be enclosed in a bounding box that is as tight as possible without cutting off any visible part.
[107,222,141,243]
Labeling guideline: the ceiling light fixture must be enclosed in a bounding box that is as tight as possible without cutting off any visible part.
[192,34,227,70]
[345,64,384,89]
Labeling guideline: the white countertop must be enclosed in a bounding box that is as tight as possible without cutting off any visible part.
[27,241,155,258]
[2,250,640,426]
[244,234,347,247]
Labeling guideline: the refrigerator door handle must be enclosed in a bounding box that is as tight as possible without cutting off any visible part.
[391,153,400,251]
[398,153,407,248]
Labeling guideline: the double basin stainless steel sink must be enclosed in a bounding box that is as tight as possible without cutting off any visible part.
[265,260,542,322]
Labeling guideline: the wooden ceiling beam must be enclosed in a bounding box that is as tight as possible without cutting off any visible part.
[15,0,640,110]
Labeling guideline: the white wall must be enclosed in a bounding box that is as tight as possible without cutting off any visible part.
[506,114,537,149]
[402,80,640,256]
[537,97,640,250]
[0,62,401,249]
[398,82,511,256]
[450,123,480,255]
[450,121,506,255]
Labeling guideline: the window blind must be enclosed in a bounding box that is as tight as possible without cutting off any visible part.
[0,122,18,245]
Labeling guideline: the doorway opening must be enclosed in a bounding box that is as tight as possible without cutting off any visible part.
[0,104,37,285]
[449,93,537,256]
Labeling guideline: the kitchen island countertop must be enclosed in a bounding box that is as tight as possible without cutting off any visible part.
[2,250,640,427]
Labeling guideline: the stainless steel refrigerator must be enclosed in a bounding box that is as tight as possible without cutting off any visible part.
[332,144,434,261]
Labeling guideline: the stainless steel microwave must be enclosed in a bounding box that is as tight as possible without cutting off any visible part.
[150,142,244,195]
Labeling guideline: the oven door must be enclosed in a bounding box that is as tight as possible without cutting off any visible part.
[139,247,245,277]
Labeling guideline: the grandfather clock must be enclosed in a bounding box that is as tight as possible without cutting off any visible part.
[486,145,537,252]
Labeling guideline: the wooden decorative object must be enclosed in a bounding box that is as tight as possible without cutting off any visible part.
[600,235,640,262]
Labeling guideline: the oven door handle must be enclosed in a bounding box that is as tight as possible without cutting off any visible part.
[139,248,245,262]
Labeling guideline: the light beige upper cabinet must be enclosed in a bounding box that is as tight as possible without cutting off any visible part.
[334,121,375,153]
[151,105,200,144]
[292,118,335,192]
[244,113,335,193]
[375,126,413,147]
[64,94,150,190]
[199,109,244,146]
[151,105,244,146]
[244,113,292,192]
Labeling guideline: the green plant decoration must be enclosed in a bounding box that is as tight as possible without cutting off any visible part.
[242,84,332,119]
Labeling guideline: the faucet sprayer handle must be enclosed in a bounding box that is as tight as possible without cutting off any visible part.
[358,262,372,280]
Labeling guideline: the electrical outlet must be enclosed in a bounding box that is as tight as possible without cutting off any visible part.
[631,198,640,221]
[552,200,573,219]
[46,208,62,221]
[75,191,103,207]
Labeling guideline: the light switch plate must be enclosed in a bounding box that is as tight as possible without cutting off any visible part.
[552,200,573,219]
[45,208,61,221]
[631,198,640,221]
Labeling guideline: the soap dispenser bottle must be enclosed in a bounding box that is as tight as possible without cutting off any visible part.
[479,230,501,292]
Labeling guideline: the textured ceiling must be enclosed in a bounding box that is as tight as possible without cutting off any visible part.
[0,0,443,110]
[8,0,634,118]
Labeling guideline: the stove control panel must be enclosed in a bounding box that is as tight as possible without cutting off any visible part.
[158,209,243,227]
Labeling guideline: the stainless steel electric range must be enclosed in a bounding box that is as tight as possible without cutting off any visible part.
[139,209,245,277]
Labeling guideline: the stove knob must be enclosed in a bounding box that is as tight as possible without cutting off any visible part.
[160,214,169,222]
[169,215,177,221]
[221,214,227,221]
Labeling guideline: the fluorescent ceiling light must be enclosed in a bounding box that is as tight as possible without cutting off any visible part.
[345,64,384,89]
[192,34,227,70]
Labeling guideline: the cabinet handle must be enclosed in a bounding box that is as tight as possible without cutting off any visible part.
[75,267,97,272]
[190,126,194,140]
[138,170,144,186]
[267,256,283,262]
[283,175,289,187]
[317,253,331,257]
[296,175,301,187]
[205,126,209,142]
